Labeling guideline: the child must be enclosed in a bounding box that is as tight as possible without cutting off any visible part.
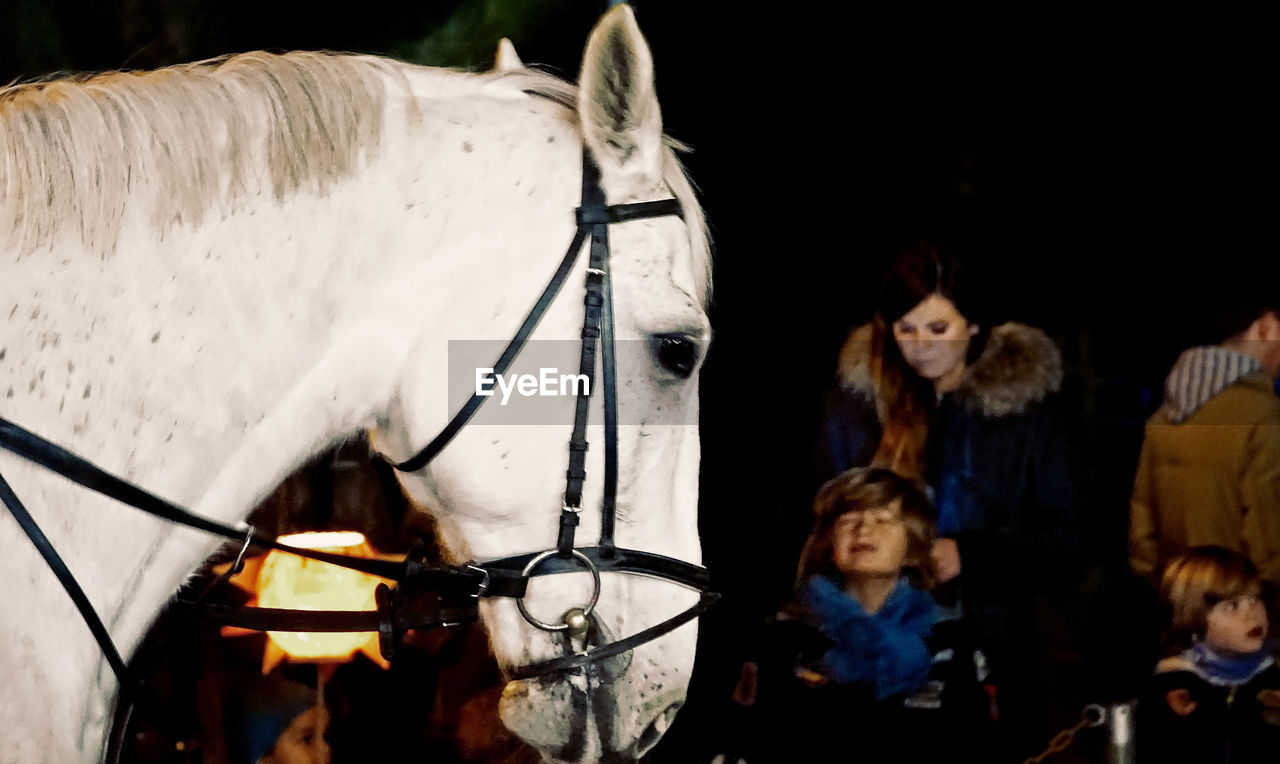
[725,467,993,762]
[1138,546,1280,763]
[792,466,942,699]
[225,670,331,764]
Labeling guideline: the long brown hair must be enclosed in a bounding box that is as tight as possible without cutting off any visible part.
[869,239,989,479]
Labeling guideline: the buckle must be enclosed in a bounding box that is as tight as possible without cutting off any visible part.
[465,564,490,598]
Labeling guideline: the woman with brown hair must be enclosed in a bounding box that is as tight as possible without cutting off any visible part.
[814,238,1079,760]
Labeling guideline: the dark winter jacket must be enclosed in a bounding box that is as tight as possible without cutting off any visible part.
[1137,649,1280,763]
[815,322,1081,629]
[729,584,996,763]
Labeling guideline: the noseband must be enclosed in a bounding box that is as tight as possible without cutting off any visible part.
[0,149,718,692]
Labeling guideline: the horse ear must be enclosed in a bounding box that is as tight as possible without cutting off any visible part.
[578,4,663,185]
[494,38,523,72]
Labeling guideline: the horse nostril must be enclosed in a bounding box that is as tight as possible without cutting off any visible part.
[635,701,683,757]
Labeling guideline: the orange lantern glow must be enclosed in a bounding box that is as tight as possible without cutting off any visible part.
[253,531,390,672]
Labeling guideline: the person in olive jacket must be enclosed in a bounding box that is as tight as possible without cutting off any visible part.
[1129,297,1280,615]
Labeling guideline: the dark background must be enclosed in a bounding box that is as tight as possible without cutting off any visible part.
[4,1,1276,761]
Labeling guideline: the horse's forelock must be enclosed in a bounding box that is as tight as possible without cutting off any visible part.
[0,51,393,255]
[661,147,713,308]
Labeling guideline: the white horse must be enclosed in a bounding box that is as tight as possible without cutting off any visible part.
[0,5,711,762]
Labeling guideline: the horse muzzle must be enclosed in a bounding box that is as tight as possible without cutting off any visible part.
[500,662,688,762]
[495,584,698,762]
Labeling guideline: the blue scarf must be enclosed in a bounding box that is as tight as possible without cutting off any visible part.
[1176,640,1276,687]
[801,575,938,700]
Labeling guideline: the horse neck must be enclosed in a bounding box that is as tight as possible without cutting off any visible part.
[0,63,600,761]
[16,74,583,479]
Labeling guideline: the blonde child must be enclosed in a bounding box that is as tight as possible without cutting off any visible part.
[1138,546,1280,763]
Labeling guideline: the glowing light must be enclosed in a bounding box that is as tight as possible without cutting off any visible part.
[252,531,389,671]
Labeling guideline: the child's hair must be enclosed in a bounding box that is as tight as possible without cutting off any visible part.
[795,466,938,591]
[1158,545,1263,650]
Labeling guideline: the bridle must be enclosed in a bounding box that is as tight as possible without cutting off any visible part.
[386,147,718,677]
[0,149,718,699]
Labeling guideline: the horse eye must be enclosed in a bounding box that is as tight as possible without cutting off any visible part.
[651,334,699,379]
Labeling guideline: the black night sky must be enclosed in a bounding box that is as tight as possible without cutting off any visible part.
[3,2,1276,761]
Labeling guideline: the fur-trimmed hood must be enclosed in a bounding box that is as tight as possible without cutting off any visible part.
[836,322,1064,418]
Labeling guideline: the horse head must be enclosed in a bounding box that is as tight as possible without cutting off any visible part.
[370,6,711,760]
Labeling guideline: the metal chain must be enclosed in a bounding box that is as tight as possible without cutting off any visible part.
[1022,703,1106,764]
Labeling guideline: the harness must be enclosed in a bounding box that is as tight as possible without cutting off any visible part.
[0,150,718,700]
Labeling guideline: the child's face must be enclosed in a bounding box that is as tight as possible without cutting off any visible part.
[1205,587,1268,656]
[264,704,331,764]
[831,500,908,581]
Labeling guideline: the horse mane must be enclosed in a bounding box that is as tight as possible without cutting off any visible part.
[0,51,394,255]
[0,52,710,300]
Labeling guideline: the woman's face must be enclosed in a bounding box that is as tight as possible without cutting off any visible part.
[1205,587,1268,656]
[891,293,978,385]
[831,500,909,581]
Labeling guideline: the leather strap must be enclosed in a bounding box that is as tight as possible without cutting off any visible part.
[180,589,477,637]
[508,591,719,680]
[0,468,132,685]
[391,226,588,474]
[0,416,417,582]
[478,546,711,593]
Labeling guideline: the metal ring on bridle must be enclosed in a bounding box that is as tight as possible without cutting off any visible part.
[515,549,601,632]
